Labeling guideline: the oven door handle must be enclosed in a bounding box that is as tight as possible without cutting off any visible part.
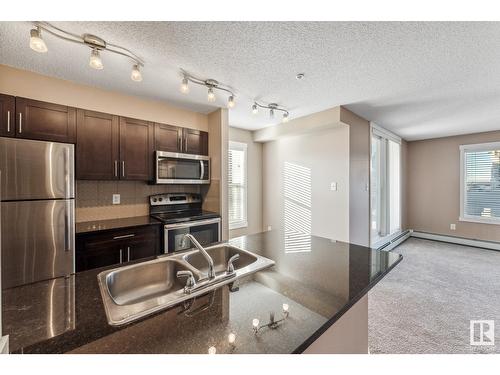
[164,218,221,230]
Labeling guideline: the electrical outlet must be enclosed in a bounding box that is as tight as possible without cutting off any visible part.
[450,223,456,231]
[112,194,121,205]
[267,226,272,231]
[330,182,338,191]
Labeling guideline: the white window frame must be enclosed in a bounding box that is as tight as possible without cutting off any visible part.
[460,141,500,225]
[228,141,248,230]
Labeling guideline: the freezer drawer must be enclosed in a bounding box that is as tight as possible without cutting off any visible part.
[0,137,74,200]
[1,199,75,289]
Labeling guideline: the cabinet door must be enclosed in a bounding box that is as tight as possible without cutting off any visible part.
[183,128,208,155]
[119,117,154,180]
[76,109,119,180]
[76,246,123,272]
[126,226,159,261]
[0,94,15,137]
[154,123,183,153]
[15,97,76,143]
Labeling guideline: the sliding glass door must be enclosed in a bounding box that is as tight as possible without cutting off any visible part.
[370,126,401,247]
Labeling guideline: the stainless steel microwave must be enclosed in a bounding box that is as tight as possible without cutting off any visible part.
[155,151,210,184]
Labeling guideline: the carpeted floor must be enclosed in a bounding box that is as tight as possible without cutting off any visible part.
[368,237,500,354]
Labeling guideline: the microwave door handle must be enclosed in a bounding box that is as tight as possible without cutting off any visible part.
[200,160,205,180]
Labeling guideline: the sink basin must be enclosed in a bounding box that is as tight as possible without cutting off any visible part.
[183,245,258,277]
[97,243,275,326]
[106,259,197,306]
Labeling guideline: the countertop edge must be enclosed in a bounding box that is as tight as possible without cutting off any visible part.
[292,253,404,354]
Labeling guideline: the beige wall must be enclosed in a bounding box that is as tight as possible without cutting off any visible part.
[407,130,500,241]
[0,64,208,131]
[262,125,350,242]
[228,127,263,239]
[341,108,370,246]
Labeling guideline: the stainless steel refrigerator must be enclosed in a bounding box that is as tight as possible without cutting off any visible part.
[0,137,75,289]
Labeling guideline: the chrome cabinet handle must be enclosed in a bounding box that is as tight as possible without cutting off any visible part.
[127,246,131,262]
[114,160,118,177]
[113,233,135,240]
[18,112,22,133]
[119,249,123,263]
[6,110,10,132]
[121,161,125,177]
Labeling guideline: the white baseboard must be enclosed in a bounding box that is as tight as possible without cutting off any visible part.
[411,231,500,251]
[0,335,9,354]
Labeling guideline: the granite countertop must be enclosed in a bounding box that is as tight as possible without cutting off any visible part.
[76,216,162,234]
[2,230,402,354]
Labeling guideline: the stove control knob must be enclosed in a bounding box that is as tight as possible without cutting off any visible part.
[153,198,157,202]
[159,197,163,202]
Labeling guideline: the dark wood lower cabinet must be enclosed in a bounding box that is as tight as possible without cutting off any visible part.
[76,225,161,272]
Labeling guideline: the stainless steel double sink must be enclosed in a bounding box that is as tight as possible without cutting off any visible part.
[97,244,275,326]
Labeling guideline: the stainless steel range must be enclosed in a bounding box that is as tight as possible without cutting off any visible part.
[149,193,220,254]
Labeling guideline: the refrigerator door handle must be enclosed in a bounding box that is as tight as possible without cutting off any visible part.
[64,203,70,252]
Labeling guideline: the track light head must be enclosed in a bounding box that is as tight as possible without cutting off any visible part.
[180,77,189,94]
[29,27,47,53]
[252,103,258,115]
[282,112,290,123]
[89,48,103,70]
[131,64,142,82]
[228,95,235,108]
[207,87,216,102]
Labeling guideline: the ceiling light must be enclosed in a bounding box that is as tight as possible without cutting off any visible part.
[253,101,290,122]
[252,103,258,115]
[131,64,142,82]
[180,77,189,94]
[207,87,216,102]
[29,27,47,53]
[228,95,235,108]
[89,48,103,70]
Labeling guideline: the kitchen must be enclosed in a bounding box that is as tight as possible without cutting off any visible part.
[0,21,402,356]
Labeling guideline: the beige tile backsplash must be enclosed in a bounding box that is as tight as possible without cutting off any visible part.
[76,181,199,222]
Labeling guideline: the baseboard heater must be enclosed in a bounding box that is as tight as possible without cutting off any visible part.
[411,231,500,252]
[374,229,412,251]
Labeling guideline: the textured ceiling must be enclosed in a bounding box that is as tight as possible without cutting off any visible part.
[1,21,500,140]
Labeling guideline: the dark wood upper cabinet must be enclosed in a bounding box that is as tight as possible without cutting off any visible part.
[183,128,208,155]
[0,94,15,137]
[15,97,76,143]
[76,109,119,180]
[154,123,183,153]
[119,117,154,181]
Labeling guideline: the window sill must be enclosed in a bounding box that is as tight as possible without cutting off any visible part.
[459,216,500,226]
[229,222,248,231]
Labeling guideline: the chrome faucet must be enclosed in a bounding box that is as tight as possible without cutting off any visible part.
[181,234,216,279]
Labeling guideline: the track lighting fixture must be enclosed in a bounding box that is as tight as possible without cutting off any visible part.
[89,48,103,70]
[29,22,144,82]
[29,26,47,53]
[130,64,142,82]
[180,77,190,94]
[180,72,236,108]
[252,102,290,123]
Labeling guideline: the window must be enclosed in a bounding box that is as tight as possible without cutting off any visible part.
[460,142,500,224]
[370,125,401,246]
[228,141,248,230]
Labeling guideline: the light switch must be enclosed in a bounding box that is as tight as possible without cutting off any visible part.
[330,182,338,191]
[450,223,456,231]
[112,194,121,205]
[267,226,272,231]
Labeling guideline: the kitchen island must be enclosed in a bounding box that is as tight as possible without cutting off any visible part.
[2,230,402,354]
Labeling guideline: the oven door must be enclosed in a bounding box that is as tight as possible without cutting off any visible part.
[164,218,221,253]
[156,151,210,184]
